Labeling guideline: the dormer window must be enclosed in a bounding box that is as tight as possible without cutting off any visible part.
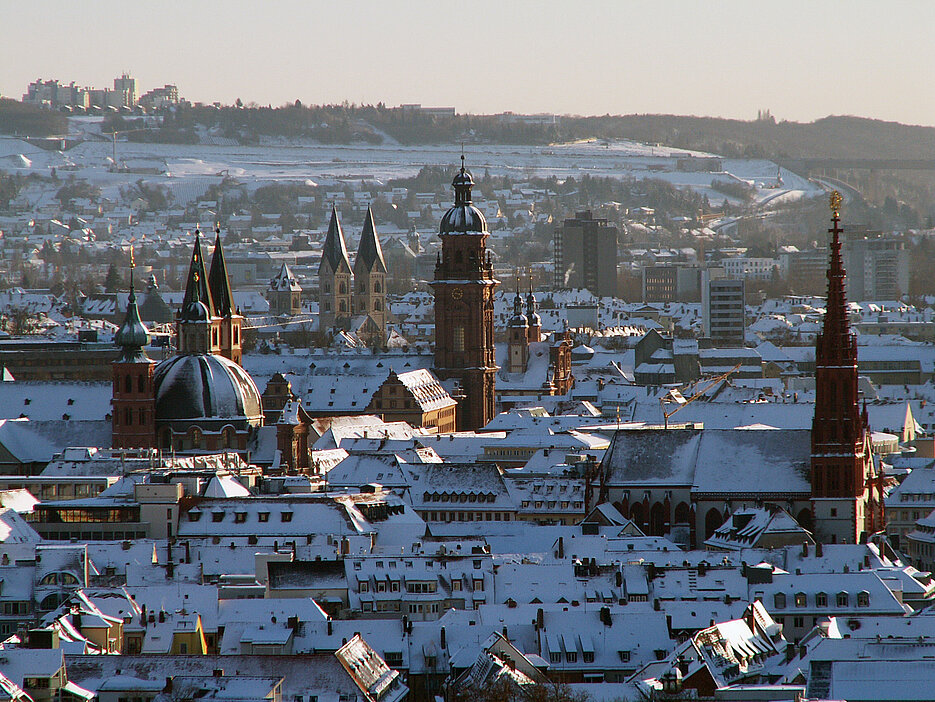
[281,511,293,523]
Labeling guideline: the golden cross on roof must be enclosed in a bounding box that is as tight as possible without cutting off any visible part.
[830,191,843,218]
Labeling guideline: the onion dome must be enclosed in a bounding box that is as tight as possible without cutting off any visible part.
[526,290,541,327]
[509,291,528,328]
[115,275,151,361]
[153,354,262,423]
[439,155,487,235]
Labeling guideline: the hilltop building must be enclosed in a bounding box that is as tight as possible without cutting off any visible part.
[432,158,499,431]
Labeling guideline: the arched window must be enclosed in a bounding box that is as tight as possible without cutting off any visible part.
[160,428,172,449]
[124,375,132,393]
[124,408,132,426]
[374,300,382,311]
[359,283,366,294]
[453,327,465,352]
[374,281,381,293]
[339,281,347,294]
[222,427,235,448]
[138,408,145,425]
[339,300,347,312]
[138,375,145,393]
[191,428,202,449]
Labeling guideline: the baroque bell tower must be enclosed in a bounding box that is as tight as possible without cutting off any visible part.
[810,192,884,543]
[432,157,499,430]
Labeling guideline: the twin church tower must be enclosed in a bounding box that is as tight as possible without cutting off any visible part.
[317,158,500,430]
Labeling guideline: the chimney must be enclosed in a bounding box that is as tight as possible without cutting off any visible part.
[816,542,823,557]
[164,678,173,693]
[158,609,166,623]
[327,618,333,636]
[557,537,564,559]
[440,626,447,650]
[802,541,809,557]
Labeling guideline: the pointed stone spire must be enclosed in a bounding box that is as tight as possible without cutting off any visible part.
[319,204,352,275]
[817,191,856,368]
[180,228,213,321]
[208,225,235,317]
[355,206,387,274]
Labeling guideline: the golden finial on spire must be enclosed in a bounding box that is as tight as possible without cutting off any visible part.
[129,244,135,269]
[829,191,843,219]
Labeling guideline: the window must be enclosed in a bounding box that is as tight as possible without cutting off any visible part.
[452,580,462,591]
[795,592,807,608]
[857,591,870,607]
[773,593,786,609]
[550,652,561,664]
[566,651,577,663]
[212,511,225,523]
[234,512,247,523]
[583,651,594,663]
[618,650,630,662]
[258,512,270,523]
[281,511,293,523]
[188,511,202,522]
[793,616,804,628]
[836,592,849,607]
[816,592,828,607]
[359,581,369,592]
[453,326,465,352]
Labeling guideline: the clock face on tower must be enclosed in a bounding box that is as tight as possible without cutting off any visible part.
[451,287,463,300]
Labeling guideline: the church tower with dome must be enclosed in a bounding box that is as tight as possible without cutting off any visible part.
[432,157,499,430]
[110,229,264,455]
[112,261,157,450]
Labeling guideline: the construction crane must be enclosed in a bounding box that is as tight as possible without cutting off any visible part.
[108,127,157,171]
[659,363,742,429]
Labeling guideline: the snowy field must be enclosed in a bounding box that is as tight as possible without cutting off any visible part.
[0,123,824,207]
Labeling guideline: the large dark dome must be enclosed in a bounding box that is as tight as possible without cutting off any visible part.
[440,165,488,235]
[153,354,262,423]
[439,204,487,234]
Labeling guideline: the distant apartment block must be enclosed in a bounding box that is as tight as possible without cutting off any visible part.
[720,257,777,281]
[778,248,828,295]
[641,264,701,302]
[553,210,618,297]
[842,231,909,301]
[22,74,175,111]
[702,269,745,346]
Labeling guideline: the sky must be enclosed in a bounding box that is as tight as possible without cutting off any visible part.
[2,1,935,126]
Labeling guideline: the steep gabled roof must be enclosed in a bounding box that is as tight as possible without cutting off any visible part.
[270,262,302,292]
[355,206,387,274]
[319,205,352,276]
[208,231,235,316]
[181,229,214,315]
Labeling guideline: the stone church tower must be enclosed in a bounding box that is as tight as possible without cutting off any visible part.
[432,157,499,430]
[318,205,352,331]
[353,205,387,341]
[810,192,885,544]
[208,228,243,365]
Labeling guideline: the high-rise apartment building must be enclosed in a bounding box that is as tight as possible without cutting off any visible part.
[842,231,909,301]
[553,211,618,297]
[702,269,745,346]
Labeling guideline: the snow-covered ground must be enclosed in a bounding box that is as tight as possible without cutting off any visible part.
[0,124,824,207]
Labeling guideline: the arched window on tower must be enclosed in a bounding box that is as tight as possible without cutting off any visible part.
[124,408,131,426]
[375,300,382,311]
[138,375,145,393]
[339,281,347,294]
[190,428,202,449]
[339,300,347,312]
[374,281,381,293]
[454,327,465,353]
[124,375,132,393]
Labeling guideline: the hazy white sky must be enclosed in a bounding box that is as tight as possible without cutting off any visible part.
[2,1,934,125]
